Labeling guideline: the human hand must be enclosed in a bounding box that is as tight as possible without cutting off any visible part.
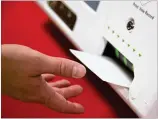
[2,44,86,113]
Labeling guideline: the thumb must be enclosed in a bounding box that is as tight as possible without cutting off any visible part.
[35,52,86,78]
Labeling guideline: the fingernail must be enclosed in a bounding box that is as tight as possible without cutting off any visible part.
[72,65,86,78]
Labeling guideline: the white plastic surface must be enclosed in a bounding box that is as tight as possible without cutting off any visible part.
[36,1,157,118]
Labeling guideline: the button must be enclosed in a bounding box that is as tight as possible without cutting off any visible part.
[67,11,72,18]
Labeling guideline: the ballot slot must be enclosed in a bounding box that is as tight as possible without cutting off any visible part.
[103,42,134,81]
[47,1,77,30]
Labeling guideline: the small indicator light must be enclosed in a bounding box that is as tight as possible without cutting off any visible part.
[133,48,136,52]
[115,49,119,58]
[112,30,115,34]
[128,44,130,47]
[139,53,142,57]
[123,57,128,66]
[122,39,125,42]
[108,26,110,29]
[117,35,120,38]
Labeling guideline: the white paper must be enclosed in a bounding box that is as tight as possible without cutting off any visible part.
[70,49,132,88]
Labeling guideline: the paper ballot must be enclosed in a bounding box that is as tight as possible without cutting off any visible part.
[70,49,132,88]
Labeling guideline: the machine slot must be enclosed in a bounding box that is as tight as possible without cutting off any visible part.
[103,42,134,81]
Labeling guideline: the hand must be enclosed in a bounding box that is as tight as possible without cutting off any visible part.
[2,44,86,114]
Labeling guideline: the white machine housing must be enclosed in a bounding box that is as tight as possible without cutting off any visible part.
[37,1,157,118]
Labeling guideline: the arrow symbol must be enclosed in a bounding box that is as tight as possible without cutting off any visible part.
[140,0,152,6]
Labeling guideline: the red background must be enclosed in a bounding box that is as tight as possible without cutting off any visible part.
[1,1,138,118]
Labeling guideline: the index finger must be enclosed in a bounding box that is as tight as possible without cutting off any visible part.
[43,84,84,113]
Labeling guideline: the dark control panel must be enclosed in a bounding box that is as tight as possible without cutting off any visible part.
[48,1,77,30]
